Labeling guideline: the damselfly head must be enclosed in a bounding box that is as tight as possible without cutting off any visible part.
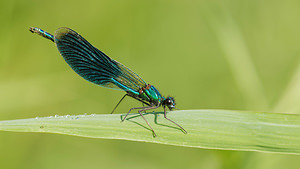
[164,97,176,110]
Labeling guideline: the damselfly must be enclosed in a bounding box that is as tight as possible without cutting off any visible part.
[29,27,187,136]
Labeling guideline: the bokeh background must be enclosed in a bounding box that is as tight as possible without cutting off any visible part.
[1,0,300,168]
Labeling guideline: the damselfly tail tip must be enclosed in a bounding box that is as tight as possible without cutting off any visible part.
[29,27,36,33]
[29,27,54,42]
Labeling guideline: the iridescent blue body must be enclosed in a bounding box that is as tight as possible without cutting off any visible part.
[29,27,186,136]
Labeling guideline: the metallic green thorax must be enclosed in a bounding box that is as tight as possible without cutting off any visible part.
[135,84,163,106]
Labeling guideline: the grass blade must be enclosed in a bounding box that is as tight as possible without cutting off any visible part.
[210,15,269,110]
[0,110,299,154]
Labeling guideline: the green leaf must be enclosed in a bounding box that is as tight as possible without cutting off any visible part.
[0,110,299,154]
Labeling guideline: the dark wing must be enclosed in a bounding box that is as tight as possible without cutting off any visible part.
[54,27,146,93]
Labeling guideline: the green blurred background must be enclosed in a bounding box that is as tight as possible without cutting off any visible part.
[1,0,300,168]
